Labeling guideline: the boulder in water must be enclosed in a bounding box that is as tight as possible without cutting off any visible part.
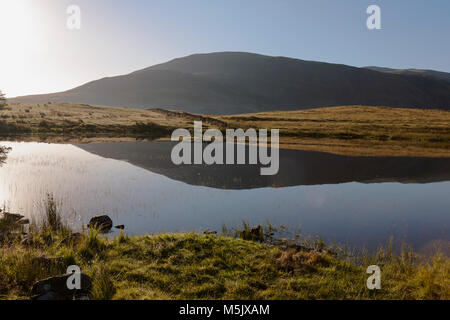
[88,215,113,232]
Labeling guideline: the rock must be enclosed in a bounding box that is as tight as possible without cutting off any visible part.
[88,215,113,232]
[33,291,67,301]
[2,212,24,222]
[60,233,83,247]
[17,218,30,225]
[30,273,92,300]
[114,225,125,230]
[203,229,217,235]
[250,225,262,236]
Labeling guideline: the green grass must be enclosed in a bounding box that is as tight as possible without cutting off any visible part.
[0,195,448,300]
[0,225,448,300]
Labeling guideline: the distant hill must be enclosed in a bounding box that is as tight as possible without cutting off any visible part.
[364,66,450,83]
[10,52,450,114]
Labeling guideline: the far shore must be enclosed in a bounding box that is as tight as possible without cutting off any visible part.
[1,103,450,157]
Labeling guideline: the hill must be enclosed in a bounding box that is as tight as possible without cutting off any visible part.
[10,52,450,114]
[365,66,450,83]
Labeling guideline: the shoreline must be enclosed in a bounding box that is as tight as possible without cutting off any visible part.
[1,199,449,300]
[1,228,448,300]
[2,134,450,158]
[0,103,449,158]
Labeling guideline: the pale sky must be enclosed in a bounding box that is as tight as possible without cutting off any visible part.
[0,0,449,98]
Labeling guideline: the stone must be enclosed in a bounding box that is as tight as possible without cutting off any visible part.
[17,218,30,225]
[60,233,83,247]
[88,215,113,232]
[34,291,66,301]
[30,273,92,300]
[203,229,217,235]
[250,225,262,236]
[2,212,24,222]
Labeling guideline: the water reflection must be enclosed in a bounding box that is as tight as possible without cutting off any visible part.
[78,141,450,189]
[0,145,9,165]
[0,141,448,253]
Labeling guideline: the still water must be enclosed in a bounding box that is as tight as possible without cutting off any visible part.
[0,141,449,253]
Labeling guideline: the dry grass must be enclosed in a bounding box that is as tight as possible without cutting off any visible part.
[0,102,182,140]
[1,103,449,157]
[217,106,450,157]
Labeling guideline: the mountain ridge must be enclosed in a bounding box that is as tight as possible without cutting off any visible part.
[10,52,450,114]
[364,66,450,83]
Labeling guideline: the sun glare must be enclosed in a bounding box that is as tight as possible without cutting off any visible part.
[0,1,33,47]
[0,0,44,97]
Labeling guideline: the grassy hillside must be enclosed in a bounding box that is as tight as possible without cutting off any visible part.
[1,103,449,157]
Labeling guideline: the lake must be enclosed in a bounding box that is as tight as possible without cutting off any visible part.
[0,141,449,253]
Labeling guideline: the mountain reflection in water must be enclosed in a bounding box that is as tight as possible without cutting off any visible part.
[0,141,448,253]
[78,141,450,189]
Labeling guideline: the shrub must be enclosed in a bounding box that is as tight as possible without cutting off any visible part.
[42,194,65,232]
[0,90,7,110]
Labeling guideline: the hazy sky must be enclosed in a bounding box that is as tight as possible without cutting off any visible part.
[0,0,449,97]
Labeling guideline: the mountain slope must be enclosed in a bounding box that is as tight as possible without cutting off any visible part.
[11,52,450,114]
[365,66,450,83]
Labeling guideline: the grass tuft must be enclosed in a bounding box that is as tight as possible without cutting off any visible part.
[91,264,116,300]
[0,216,448,300]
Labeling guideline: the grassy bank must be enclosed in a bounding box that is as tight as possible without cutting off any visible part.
[0,103,179,141]
[217,106,450,157]
[1,103,450,157]
[1,214,448,300]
